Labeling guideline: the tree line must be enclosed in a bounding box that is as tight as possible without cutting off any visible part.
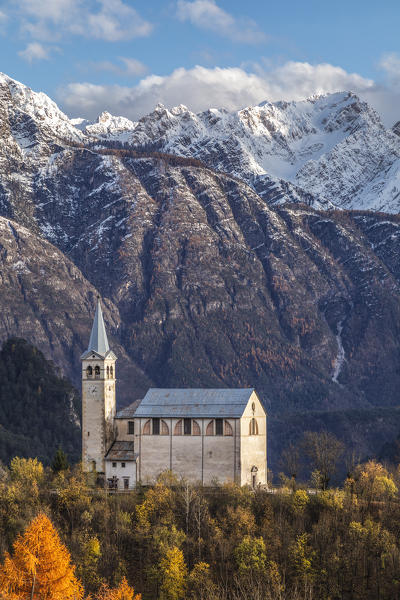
[0,451,400,599]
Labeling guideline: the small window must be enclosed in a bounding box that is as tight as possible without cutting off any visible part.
[94,365,100,379]
[121,462,126,468]
[87,431,90,437]
[112,462,116,468]
[86,366,93,378]
[184,418,191,435]
[143,420,151,435]
[251,466,258,488]
[106,366,110,378]
[250,418,258,435]
[206,420,214,436]
[128,421,135,435]
[192,420,201,435]
[153,418,160,435]
[161,420,169,435]
[110,366,114,378]
[174,420,182,435]
[91,461,96,471]
[215,419,223,436]
[123,477,129,490]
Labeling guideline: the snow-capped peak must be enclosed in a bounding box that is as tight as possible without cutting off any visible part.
[81,111,137,141]
[1,70,400,213]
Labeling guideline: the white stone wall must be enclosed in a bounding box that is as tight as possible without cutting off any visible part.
[113,393,267,488]
[239,391,267,486]
[82,356,116,473]
[125,417,239,485]
[105,459,136,490]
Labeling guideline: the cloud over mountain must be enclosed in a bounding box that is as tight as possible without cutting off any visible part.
[59,61,375,120]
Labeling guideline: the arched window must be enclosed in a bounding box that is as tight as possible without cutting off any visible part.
[206,420,214,436]
[86,366,93,378]
[94,365,100,379]
[161,420,169,435]
[106,366,110,378]
[249,418,258,435]
[110,366,114,378]
[224,420,233,436]
[174,420,182,435]
[192,420,201,435]
[143,420,151,435]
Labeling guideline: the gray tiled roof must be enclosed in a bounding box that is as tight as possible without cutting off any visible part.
[115,399,142,419]
[128,388,256,418]
[105,441,138,461]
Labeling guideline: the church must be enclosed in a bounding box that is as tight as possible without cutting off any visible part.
[81,300,267,490]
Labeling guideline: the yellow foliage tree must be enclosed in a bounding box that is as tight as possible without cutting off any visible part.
[10,457,44,485]
[355,460,398,503]
[94,577,141,600]
[0,513,83,600]
[159,546,187,600]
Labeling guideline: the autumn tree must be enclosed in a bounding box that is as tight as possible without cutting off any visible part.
[159,546,187,600]
[354,460,398,505]
[0,512,83,600]
[187,562,215,600]
[302,430,344,489]
[234,536,267,575]
[280,442,300,489]
[94,577,141,600]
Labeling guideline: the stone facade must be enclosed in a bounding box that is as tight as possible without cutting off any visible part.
[81,354,116,473]
[82,301,268,487]
[114,391,266,486]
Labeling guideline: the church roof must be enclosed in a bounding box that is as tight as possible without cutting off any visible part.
[81,298,111,359]
[124,388,257,418]
[105,441,138,461]
[115,399,142,419]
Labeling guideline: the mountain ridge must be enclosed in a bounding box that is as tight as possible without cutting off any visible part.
[2,73,400,466]
[1,72,400,212]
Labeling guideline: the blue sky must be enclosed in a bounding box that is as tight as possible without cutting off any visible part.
[0,0,399,123]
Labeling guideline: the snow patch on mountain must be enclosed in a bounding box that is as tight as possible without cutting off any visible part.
[1,71,400,213]
[79,111,137,141]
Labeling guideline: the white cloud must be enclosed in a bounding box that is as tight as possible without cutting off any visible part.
[176,0,267,44]
[13,0,153,42]
[379,53,400,89]
[90,57,148,77]
[18,41,51,62]
[59,61,380,121]
[87,0,152,41]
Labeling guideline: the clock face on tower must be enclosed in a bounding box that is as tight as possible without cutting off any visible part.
[90,386,97,394]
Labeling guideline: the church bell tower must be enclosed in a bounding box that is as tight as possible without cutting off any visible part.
[81,298,117,473]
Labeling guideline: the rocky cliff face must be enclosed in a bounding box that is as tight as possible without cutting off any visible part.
[1,73,400,466]
[113,93,400,213]
[0,215,152,400]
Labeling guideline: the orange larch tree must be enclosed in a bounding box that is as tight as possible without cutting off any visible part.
[94,577,141,600]
[0,512,83,600]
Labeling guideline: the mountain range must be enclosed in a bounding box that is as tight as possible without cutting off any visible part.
[1,72,400,468]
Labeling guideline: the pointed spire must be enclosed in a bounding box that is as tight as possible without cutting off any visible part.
[87,297,110,356]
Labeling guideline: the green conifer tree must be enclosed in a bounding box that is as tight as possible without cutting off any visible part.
[52,448,69,473]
